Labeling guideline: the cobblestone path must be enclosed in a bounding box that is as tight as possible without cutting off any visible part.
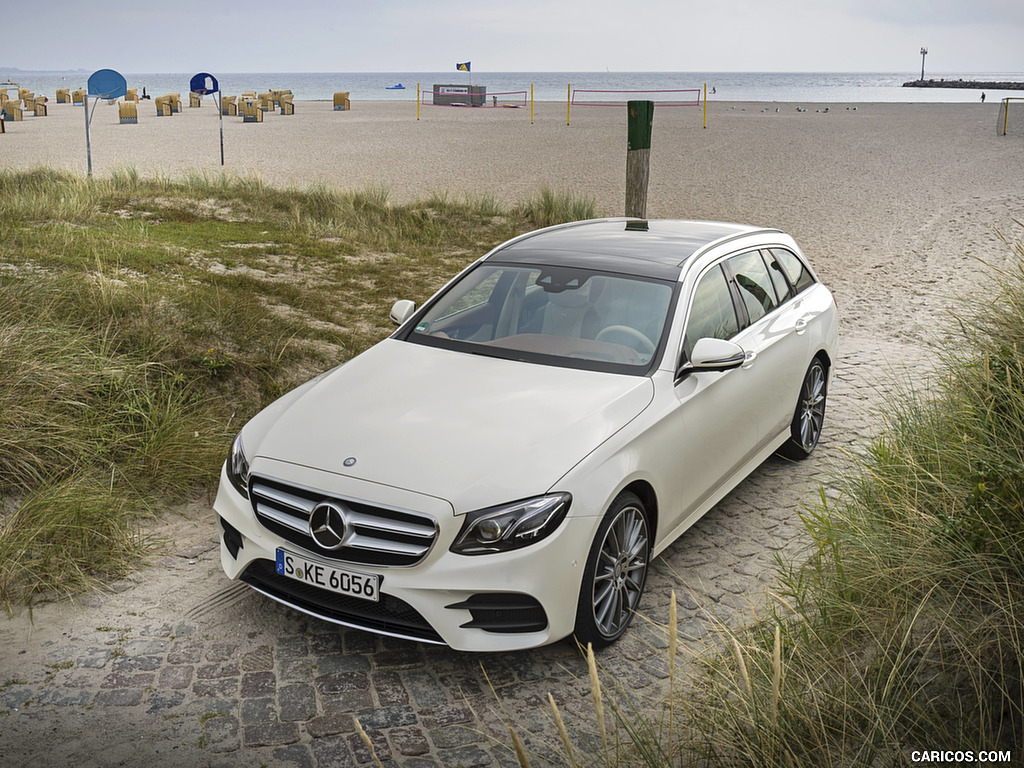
[0,329,919,767]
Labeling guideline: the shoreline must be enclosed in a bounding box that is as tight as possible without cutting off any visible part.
[138,97,1023,104]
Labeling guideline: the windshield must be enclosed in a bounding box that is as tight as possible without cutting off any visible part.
[402,263,675,374]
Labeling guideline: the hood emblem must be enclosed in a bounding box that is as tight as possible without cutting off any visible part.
[309,502,348,550]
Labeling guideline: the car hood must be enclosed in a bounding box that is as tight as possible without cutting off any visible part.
[246,339,654,514]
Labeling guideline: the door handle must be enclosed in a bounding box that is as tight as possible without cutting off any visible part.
[795,317,809,335]
[742,349,757,368]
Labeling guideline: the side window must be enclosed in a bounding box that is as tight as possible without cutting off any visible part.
[772,248,815,294]
[728,250,778,325]
[763,250,793,304]
[685,265,739,349]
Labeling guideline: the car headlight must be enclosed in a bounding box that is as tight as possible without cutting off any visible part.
[226,432,251,498]
[450,493,571,555]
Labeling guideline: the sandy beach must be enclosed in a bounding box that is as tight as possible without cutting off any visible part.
[2,97,1024,766]
[3,97,1021,348]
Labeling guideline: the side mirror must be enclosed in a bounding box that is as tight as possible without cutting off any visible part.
[390,299,416,326]
[678,337,746,377]
[691,337,746,369]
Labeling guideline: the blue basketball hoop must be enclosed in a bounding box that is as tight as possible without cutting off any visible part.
[190,73,219,95]
[87,69,127,100]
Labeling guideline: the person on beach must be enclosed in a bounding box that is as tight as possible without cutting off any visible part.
[981,92,986,103]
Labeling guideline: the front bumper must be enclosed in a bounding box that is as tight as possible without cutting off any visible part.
[212,462,593,652]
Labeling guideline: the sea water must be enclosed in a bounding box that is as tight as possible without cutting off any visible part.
[6,70,1023,104]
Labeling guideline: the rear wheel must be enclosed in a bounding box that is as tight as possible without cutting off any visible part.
[574,492,650,647]
[778,357,828,459]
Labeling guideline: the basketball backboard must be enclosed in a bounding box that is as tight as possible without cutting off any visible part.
[87,69,127,100]
[190,73,219,95]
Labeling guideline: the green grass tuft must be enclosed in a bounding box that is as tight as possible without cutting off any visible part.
[515,185,599,229]
[0,167,600,606]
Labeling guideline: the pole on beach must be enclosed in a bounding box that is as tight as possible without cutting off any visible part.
[531,84,534,125]
[567,84,571,125]
[81,69,127,177]
[217,93,224,165]
[84,93,93,177]
[189,73,222,166]
[920,47,928,81]
[703,83,707,129]
[625,100,653,218]
[417,83,420,121]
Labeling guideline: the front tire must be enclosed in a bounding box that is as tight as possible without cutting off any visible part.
[778,357,828,459]
[574,492,650,647]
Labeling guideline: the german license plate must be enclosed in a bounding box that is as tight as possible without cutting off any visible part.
[275,549,379,602]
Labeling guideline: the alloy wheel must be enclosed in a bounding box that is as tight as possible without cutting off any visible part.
[797,360,827,452]
[591,503,649,639]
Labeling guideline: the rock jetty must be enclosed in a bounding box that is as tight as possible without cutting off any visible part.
[903,78,1024,90]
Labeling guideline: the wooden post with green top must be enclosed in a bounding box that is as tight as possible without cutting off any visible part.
[626,100,654,218]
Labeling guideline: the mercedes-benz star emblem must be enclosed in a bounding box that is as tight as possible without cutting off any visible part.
[308,502,348,550]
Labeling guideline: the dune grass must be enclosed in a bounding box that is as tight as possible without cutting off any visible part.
[0,167,599,608]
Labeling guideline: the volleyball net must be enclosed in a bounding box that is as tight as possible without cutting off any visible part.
[567,85,707,126]
[997,97,1024,137]
[570,88,702,108]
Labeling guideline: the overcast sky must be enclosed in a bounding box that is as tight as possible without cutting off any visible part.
[4,0,1022,73]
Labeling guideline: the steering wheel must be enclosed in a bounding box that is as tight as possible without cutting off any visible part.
[595,325,656,357]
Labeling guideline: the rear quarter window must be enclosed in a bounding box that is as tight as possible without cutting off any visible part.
[771,248,815,294]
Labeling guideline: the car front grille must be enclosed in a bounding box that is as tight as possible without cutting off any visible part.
[249,474,438,567]
[240,559,444,644]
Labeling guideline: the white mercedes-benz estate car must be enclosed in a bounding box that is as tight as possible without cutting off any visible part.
[214,218,838,651]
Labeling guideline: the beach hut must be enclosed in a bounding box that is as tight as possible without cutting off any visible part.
[125,88,138,102]
[72,89,85,106]
[241,98,263,122]
[334,91,350,110]
[119,101,138,124]
[258,92,275,112]
[3,102,23,121]
[189,92,202,108]
[155,95,173,116]
[270,89,291,107]
[221,95,237,116]
[29,96,48,117]
[56,88,70,103]
[279,92,294,115]
[168,93,181,113]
